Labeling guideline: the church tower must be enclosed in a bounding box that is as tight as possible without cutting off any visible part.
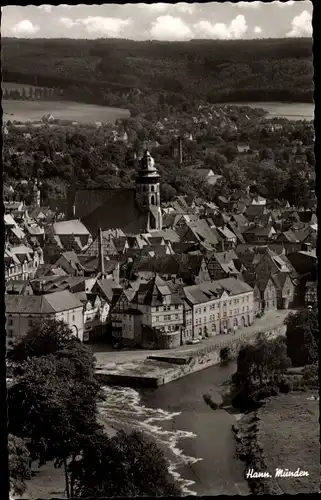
[136,150,162,231]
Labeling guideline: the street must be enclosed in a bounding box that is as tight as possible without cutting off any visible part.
[92,309,293,367]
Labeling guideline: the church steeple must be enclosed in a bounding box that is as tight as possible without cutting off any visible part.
[136,150,162,231]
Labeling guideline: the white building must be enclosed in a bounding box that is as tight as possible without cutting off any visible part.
[5,290,84,348]
[183,278,254,338]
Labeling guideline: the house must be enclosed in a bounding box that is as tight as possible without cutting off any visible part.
[206,250,240,281]
[243,225,276,244]
[4,245,43,281]
[271,273,295,309]
[183,277,254,338]
[129,254,210,286]
[73,292,110,343]
[6,280,34,296]
[42,113,55,123]
[4,201,25,214]
[245,204,267,222]
[130,275,184,349]
[44,220,92,262]
[196,169,223,186]
[28,206,55,224]
[5,290,84,347]
[305,281,317,306]
[243,272,277,313]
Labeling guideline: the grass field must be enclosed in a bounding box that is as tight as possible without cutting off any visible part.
[257,392,319,494]
[2,99,130,125]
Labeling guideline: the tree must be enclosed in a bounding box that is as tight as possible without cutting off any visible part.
[285,309,319,366]
[7,318,76,363]
[69,430,181,497]
[8,354,101,498]
[8,434,31,497]
[232,336,291,392]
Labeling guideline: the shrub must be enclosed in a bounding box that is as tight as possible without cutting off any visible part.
[220,346,232,364]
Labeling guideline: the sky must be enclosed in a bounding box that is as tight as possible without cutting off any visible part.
[1,2,313,41]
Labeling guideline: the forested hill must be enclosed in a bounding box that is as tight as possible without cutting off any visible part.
[2,37,313,108]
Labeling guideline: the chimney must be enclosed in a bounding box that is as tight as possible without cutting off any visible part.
[178,136,183,167]
[98,228,105,277]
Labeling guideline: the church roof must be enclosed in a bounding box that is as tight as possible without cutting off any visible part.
[76,188,150,235]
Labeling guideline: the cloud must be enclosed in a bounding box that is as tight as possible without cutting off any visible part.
[150,15,192,40]
[254,25,262,34]
[286,10,312,37]
[276,1,295,7]
[140,3,195,15]
[76,16,131,36]
[11,20,40,36]
[237,1,261,9]
[38,5,52,13]
[174,3,196,15]
[59,17,76,29]
[194,14,248,40]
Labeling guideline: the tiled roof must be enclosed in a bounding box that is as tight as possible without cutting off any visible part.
[5,290,82,314]
[183,278,253,305]
[51,219,90,236]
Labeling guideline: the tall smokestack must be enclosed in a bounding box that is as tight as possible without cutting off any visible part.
[178,136,183,167]
[98,228,105,278]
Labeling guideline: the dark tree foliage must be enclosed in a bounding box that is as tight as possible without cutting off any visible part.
[7,318,80,363]
[231,335,291,410]
[285,309,319,367]
[2,37,313,109]
[69,430,181,497]
[8,434,32,497]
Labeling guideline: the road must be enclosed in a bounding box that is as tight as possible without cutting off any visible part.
[92,309,293,367]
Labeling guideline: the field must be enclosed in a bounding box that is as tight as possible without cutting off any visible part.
[2,99,130,125]
[257,392,319,494]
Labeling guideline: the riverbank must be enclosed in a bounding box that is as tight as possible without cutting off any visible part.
[95,311,289,388]
[233,391,320,495]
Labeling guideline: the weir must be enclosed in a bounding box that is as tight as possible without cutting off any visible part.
[95,323,286,388]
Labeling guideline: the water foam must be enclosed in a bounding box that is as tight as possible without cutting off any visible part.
[98,386,203,496]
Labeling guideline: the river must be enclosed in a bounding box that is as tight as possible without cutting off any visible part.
[98,361,250,496]
[231,102,314,121]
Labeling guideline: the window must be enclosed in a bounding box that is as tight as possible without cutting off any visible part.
[242,307,245,312]
[156,316,159,322]
[203,307,207,312]
[156,306,159,312]
[72,315,75,321]
[175,314,179,319]
[7,317,13,326]
[224,302,227,307]
[223,312,227,318]
[246,306,249,311]
[7,329,13,338]
[175,305,179,310]
[196,319,198,325]
[234,299,237,304]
